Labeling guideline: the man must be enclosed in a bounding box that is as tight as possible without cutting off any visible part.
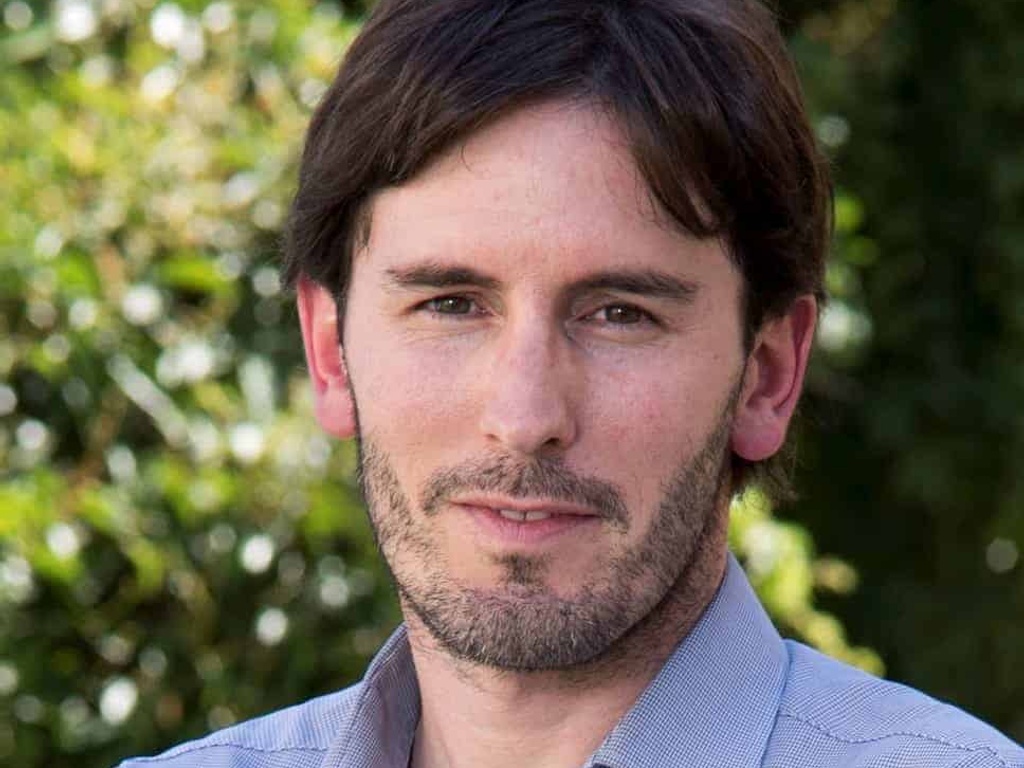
[122,0,1023,766]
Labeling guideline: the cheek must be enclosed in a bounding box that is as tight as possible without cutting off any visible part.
[585,364,734,519]
[348,341,475,454]
[585,352,732,450]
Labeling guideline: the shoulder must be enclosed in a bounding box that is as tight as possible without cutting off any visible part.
[116,683,365,768]
[765,640,1024,768]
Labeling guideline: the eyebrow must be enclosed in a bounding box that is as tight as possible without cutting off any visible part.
[383,263,699,303]
[384,263,500,292]
[568,270,699,303]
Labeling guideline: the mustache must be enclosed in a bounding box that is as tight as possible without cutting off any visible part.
[419,454,629,528]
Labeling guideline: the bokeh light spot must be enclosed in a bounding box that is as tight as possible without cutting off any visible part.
[14,695,44,724]
[46,522,83,560]
[99,677,138,725]
[16,419,50,452]
[3,1,32,31]
[986,538,1019,574]
[319,574,351,610]
[121,284,164,326]
[239,534,274,574]
[254,607,288,646]
[202,2,234,34]
[0,385,17,417]
[139,647,168,679]
[0,663,19,696]
[54,0,97,43]
[229,422,265,464]
[150,3,186,49]
[68,298,99,330]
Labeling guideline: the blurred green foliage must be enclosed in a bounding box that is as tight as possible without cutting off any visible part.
[788,0,1024,741]
[0,1,1020,766]
[1,2,400,766]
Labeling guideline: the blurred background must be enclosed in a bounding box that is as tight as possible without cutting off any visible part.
[0,0,1021,765]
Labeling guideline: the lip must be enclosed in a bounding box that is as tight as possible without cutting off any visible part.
[452,497,601,547]
[450,496,599,517]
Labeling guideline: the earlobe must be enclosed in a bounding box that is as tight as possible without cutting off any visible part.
[296,278,357,439]
[731,295,817,462]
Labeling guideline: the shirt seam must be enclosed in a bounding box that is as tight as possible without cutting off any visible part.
[334,627,419,764]
[125,742,329,763]
[757,638,797,767]
[776,711,1014,767]
[335,676,386,760]
[950,753,1024,768]
[333,627,407,759]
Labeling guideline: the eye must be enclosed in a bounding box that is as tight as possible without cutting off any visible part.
[421,295,478,315]
[589,303,655,326]
[600,304,646,325]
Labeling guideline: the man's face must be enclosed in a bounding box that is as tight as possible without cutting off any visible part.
[336,103,748,670]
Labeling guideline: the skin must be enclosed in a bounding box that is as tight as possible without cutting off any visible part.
[298,102,816,768]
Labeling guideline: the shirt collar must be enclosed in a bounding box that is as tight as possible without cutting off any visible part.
[325,554,788,768]
[322,624,420,768]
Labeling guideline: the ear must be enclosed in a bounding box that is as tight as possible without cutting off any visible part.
[731,295,817,462]
[296,278,357,439]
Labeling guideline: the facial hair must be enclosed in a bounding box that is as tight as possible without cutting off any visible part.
[355,402,734,673]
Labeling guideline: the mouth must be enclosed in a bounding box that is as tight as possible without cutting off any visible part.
[492,509,558,523]
[451,495,599,519]
[450,497,602,546]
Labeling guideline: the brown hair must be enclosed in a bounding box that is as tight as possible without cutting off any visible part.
[282,0,831,500]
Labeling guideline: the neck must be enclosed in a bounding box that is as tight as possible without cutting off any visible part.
[406,522,729,768]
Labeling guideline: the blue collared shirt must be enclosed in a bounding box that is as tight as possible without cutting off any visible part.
[119,555,1023,767]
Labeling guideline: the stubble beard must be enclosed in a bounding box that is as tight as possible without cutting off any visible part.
[355,407,734,673]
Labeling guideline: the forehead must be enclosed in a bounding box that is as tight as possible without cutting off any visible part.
[360,102,735,285]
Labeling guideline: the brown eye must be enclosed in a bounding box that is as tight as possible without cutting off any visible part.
[602,305,645,324]
[428,296,475,315]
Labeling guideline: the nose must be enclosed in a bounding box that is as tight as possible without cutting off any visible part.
[478,320,579,456]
